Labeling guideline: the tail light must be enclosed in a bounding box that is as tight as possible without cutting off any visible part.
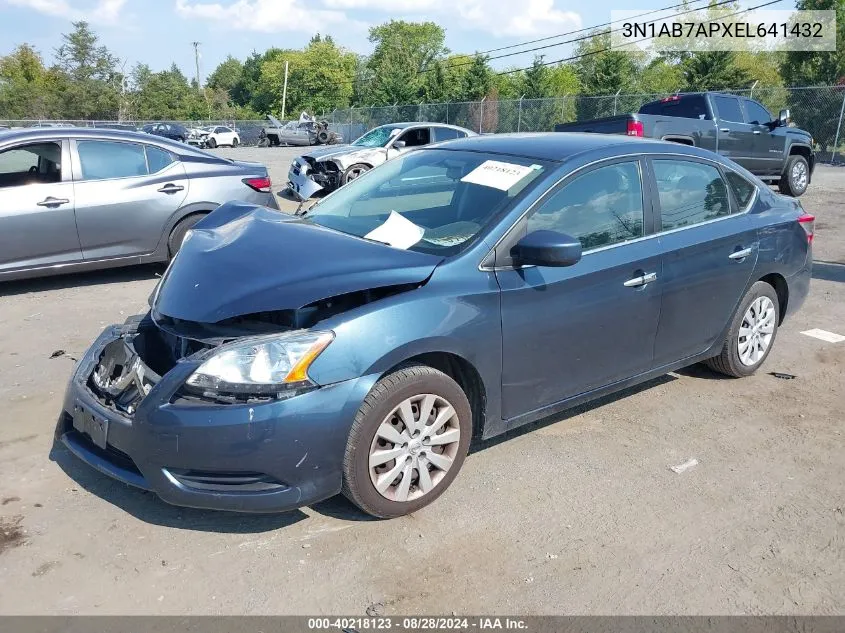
[660,95,681,103]
[243,176,272,193]
[626,120,644,137]
[797,212,815,243]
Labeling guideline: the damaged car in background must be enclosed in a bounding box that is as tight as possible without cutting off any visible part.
[57,134,811,519]
[287,122,475,199]
[261,112,342,147]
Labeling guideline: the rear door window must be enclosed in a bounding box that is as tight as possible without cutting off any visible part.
[433,127,462,142]
[712,95,744,123]
[653,159,731,230]
[528,161,645,250]
[77,140,148,181]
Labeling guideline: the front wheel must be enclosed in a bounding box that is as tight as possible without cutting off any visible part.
[206,137,217,149]
[779,154,809,197]
[232,137,239,148]
[342,364,472,518]
[705,281,780,377]
[341,163,370,185]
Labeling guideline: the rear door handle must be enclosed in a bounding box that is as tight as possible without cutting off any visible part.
[729,247,753,260]
[752,130,761,135]
[157,184,184,194]
[624,272,658,287]
[720,128,730,133]
[36,197,70,207]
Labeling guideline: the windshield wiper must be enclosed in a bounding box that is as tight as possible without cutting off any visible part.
[295,198,318,216]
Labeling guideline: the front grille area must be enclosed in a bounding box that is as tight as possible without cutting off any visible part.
[167,469,288,493]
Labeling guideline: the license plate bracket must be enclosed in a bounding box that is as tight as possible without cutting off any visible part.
[73,406,109,450]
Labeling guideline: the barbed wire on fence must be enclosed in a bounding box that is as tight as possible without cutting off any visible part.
[3,85,844,162]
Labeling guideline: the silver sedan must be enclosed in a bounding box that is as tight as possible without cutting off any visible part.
[0,128,278,281]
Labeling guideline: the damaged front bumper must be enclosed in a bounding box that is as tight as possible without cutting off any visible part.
[287,158,338,200]
[56,317,375,513]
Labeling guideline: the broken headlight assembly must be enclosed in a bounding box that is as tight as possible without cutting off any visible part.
[184,330,333,402]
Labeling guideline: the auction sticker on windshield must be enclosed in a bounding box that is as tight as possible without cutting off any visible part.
[461,160,538,191]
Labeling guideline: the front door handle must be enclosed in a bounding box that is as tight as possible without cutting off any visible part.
[720,127,730,133]
[752,130,761,135]
[157,184,184,194]
[729,247,753,260]
[624,272,658,287]
[37,197,70,207]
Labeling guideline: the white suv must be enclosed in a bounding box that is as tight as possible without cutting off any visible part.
[205,126,240,148]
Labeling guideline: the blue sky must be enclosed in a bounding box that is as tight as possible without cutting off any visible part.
[1,0,793,80]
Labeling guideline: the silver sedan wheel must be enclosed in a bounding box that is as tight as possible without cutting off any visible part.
[792,160,808,191]
[738,296,776,366]
[346,166,367,181]
[368,394,461,503]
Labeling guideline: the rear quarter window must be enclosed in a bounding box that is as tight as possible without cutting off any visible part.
[653,159,731,230]
[725,170,757,211]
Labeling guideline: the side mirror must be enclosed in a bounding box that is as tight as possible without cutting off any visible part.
[778,109,790,127]
[510,230,582,267]
[393,140,407,149]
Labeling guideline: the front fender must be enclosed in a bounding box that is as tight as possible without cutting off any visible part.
[308,273,503,434]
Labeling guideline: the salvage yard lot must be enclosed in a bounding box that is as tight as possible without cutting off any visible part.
[0,147,843,615]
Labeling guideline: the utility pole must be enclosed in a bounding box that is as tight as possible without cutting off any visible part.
[281,60,289,119]
[192,41,202,89]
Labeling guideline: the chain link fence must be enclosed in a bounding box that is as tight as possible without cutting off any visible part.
[4,86,844,161]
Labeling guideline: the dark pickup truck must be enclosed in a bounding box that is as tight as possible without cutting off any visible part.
[555,92,815,196]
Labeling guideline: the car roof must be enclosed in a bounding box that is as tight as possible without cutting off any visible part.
[430,132,712,163]
[0,126,220,158]
[374,122,472,132]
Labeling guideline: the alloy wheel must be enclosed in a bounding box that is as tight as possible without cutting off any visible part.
[368,394,461,503]
[738,296,776,366]
[792,161,808,191]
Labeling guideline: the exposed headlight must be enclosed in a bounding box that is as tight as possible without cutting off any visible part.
[185,330,333,399]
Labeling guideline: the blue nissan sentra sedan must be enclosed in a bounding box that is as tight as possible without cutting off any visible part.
[57,133,813,518]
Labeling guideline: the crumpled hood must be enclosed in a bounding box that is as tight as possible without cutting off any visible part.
[152,202,442,324]
[303,144,388,166]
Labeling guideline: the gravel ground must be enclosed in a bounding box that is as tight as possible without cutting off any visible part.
[0,148,843,615]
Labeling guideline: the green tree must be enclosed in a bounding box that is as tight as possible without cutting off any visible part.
[364,21,448,105]
[781,0,845,86]
[574,30,640,119]
[207,56,244,96]
[231,51,263,108]
[682,51,751,92]
[0,45,57,119]
[53,21,121,119]
[462,54,493,100]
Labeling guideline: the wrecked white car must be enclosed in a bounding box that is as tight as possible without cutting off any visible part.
[287,122,476,199]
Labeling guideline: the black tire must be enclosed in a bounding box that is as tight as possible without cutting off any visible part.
[232,137,239,148]
[258,138,270,148]
[341,163,370,185]
[206,137,217,149]
[778,154,809,197]
[342,364,472,518]
[168,213,206,259]
[704,281,780,378]
[316,130,330,144]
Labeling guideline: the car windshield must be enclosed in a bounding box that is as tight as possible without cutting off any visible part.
[352,126,402,148]
[304,149,550,256]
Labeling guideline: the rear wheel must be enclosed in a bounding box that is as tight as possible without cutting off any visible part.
[705,281,780,377]
[168,213,206,259]
[342,163,370,185]
[779,154,809,197]
[342,364,472,518]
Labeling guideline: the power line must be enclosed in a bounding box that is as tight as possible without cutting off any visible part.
[495,0,785,76]
[293,0,754,92]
